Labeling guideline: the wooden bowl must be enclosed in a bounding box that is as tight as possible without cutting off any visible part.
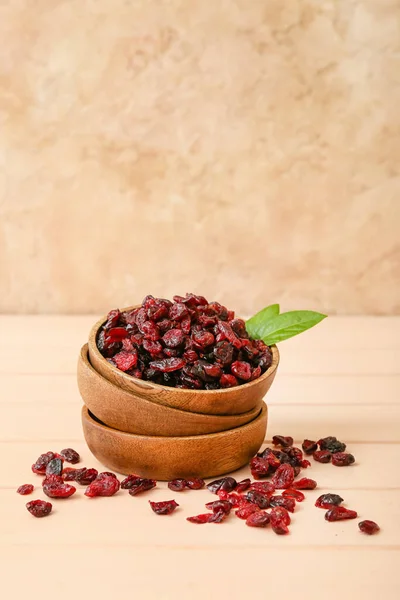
[87,307,279,416]
[81,403,268,480]
[78,345,262,436]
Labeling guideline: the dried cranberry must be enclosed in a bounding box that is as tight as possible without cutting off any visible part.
[282,489,305,502]
[60,448,80,464]
[325,506,357,521]
[245,490,270,509]
[358,520,380,535]
[205,500,232,515]
[293,477,317,490]
[26,499,52,518]
[269,495,296,512]
[149,358,185,372]
[168,479,187,492]
[217,321,241,349]
[217,491,244,507]
[231,361,252,381]
[85,474,120,497]
[302,439,318,454]
[249,481,275,495]
[113,350,138,371]
[220,374,238,388]
[208,509,229,523]
[163,329,185,348]
[128,478,157,496]
[246,511,270,528]
[98,471,118,479]
[331,452,355,467]
[272,435,294,448]
[75,468,98,485]
[313,450,332,463]
[235,478,251,493]
[143,339,163,356]
[149,500,179,515]
[45,458,63,476]
[104,309,121,330]
[187,513,213,524]
[271,464,295,489]
[301,459,311,468]
[43,482,76,499]
[17,484,34,495]
[250,456,274,480]
[42,474,63,487]
[318,436,346,454]
[121,474,141,489]
[235,504,260,520]
[185,478,205,490]
[270,506,290,534]
[169,303,188,321]
[213,341,234,367]
[315,493,344,508]
[105,327,129,343]
[207,477,237,494]
[32,452,57,475]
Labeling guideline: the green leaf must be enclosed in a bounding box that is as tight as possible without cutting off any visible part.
[245,304,280,340]
[259,311,327,345]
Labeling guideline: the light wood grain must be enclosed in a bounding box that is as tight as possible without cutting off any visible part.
[1,315,400,600]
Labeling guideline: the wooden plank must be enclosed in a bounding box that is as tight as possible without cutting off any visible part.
[2,401,400,443]
[1,487,397,547]
[0,547,398,600]
[2,442,399,490]
[2,372,399,406]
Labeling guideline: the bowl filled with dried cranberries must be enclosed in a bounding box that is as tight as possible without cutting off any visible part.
[87,295,280,416]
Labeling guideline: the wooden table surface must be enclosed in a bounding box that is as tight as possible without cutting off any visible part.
[1,315,399,599]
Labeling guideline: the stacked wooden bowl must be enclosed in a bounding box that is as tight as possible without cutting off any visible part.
[77,311,279,480]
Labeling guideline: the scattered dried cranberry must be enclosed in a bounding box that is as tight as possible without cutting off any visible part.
[292,478,317,490]
[46,458,64,476]
[209,509,229,523]
[128,478,157,496]
[318,436,346,454]
[302,439,318,454]
[331,452,355,467]
[205,500,232,515]
[187,514,213,524]
[235,478,251,493]
[272,435,294,448]
[271,464,295,489]
[313,450,332,463]
[219,373,238,388]
[17,484,34,495]
[249,481,275,495]
[245,490,270,509]
[282,489,305,502]
[75,468,98,485]
[325,506,357,521]
[60,448,80,464]
[85,474,120,497]
[250,456,272,479]
[32,452,58,475]
[207,477,237,494]
[62,467,78,481]
[270,506,290,534]
[149,500,179,515]
[315,493,344,508]
[26,499,52,518]
[358,520,380,535]
[168,479,187,492]
[42,474,64,487]
[301,459,311,468]
[217,491,244,507]
[235,504,261,520]
[120,474,141,489]
[246,511,270,528]
[269,495,296,512]
[43,482,76,499]
[186,478,205,490]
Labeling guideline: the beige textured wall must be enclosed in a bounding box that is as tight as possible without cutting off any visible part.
[0,0,399,316]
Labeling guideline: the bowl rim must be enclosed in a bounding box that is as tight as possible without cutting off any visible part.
[80,343,263,421]
[82,403,267,442]
[88,306,279,395]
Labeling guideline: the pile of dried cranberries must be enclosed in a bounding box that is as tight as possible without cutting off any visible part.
[96,294,273,388]
[19,435,380,536]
